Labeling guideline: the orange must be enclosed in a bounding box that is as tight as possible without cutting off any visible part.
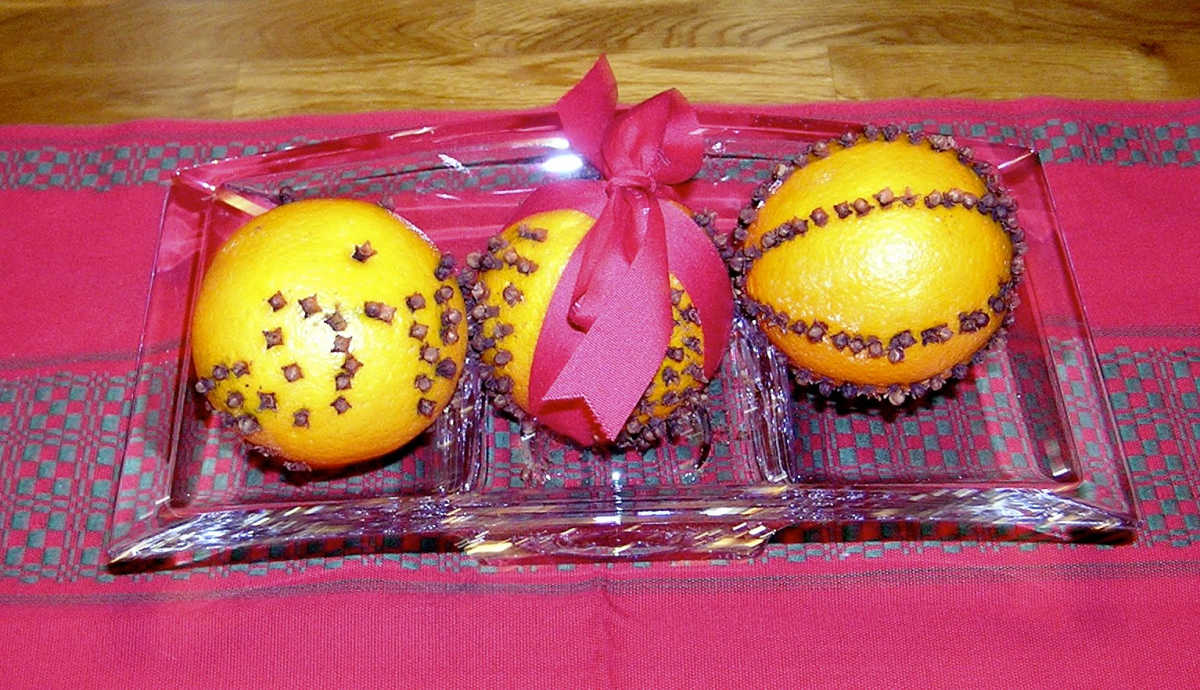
[466,209,708,444]
[190,199,468,469]
[741,135,1019,400]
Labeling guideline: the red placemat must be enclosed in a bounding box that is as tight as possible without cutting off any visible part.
[1,99,1198,686]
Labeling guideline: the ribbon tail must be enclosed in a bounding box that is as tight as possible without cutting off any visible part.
[530,205,672,444]
[567,189,649,330]
[660,201,734,379]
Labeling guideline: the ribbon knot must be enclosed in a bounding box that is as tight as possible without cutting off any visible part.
[606,173,658,196]
[511,56,733,445]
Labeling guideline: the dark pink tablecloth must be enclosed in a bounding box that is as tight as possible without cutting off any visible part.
[1,99,1198,686]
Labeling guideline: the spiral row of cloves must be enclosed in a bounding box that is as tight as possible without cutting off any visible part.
[699,124,1028,404]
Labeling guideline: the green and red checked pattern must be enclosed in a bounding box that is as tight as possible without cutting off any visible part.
[790,351,1041,485]
[0,372,128,583]
[2,118,1200,192]
[1103,347,1200,545]
[2,346,1198,582]
[177,423,439,506]
[0,138,316,191]
[1,112,1198,582]
[258,162,561,207]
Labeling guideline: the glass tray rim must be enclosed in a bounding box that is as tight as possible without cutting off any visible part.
[106,109,1139,569]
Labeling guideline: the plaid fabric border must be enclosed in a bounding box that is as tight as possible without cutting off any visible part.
[0,372,129,582]
[2,118,1199,192]
[1102,347,1200,545]
[2,111,1198,582]
[1,346,1197,582]
[0,137,317,192]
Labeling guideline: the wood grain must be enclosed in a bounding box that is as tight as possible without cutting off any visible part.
[0,0,1196,124]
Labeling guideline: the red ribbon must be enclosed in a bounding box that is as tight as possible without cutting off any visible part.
[512,57,732,445]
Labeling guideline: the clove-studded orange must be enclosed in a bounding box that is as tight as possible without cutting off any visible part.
[463,209,712,447]
[190,199,467,469]
[735,128,1024,402]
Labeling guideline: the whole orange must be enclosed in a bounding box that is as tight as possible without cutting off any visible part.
[190,199,467,469]
[462,209,712,447]
[736,130,1023,402]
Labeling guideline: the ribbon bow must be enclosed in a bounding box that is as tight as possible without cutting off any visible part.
[513,57,733,445]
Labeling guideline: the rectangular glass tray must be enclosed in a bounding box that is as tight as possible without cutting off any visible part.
[107,110,1137,569]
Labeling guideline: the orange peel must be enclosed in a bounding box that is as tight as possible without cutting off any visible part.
[460,209,714,448]
[731,127,1025,403]
[190,199,467,468]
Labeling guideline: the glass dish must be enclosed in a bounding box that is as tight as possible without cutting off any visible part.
[106,110,1137,569]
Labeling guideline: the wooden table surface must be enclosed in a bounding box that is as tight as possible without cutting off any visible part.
[1,0,1197,124]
